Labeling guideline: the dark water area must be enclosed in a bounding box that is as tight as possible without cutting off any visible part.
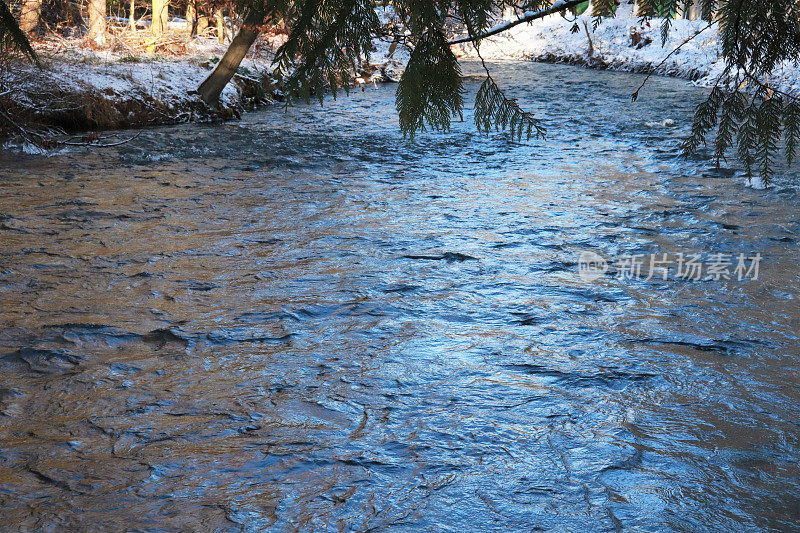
[0,61,799,531]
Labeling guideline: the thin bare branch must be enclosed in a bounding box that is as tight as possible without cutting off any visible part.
[447,0,586,45]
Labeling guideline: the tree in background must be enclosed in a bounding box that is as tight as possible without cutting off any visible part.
[682,1,702,20]
[186,0,197,35]
[87,0,106,45]
[215,6,224,42]
[129,0,137,29]
[18,0,41,34]
[0,0,37,60]
[151,0,169,35]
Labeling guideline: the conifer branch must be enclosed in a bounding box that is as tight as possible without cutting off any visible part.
[0,0,39,65]
[469,23,544,140]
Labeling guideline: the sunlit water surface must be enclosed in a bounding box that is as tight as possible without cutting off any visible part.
[1,62,799,531]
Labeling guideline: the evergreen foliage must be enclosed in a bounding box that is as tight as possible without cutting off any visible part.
[395,30,463,135]
[629,0,800,182]
[273,0,380,103]
[0,0,38,64]
[474,76,544,140]
[272,0,797,179]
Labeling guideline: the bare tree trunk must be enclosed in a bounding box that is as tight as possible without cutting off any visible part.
[186,0,196,35]
[582,20,594,58]
[216,8,224,43]
[685,2,701,20]
[151,0,168,35]
[198,9,263,105]
[87,0,106,46]
[19,0,42,35]
[129,0,136,29]
[197,15,209,34]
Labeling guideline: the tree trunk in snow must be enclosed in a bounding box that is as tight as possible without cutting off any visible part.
[197,15,209,33]
[87,0,106,46]
[216,8,224,43]
[19,0,42,35]
[151,0,168,35]
[186,0,196,35]
[129,0,136,29]
[685,3,701,20]
[197,9,263,105]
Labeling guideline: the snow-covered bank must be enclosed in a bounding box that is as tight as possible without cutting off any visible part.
[0,35,278,143]
[452,5,800,96]
[1,29,403,144]
[6,4,800,147]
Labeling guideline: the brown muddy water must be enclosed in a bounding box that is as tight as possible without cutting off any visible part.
[0,62,799,531]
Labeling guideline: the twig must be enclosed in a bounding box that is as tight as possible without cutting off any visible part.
[741,69,800,101]
[448,0,586,45]
[58,131,142,147]
[632,22,714,102]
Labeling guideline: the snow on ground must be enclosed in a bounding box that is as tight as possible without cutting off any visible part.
[452,3,800,96]
[6,20,403,124]
[46,54,238,108]
[21,32,285,109]
[372,6,411,82]
[5,4,799,145]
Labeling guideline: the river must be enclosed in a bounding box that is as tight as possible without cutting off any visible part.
[0,61,798,531]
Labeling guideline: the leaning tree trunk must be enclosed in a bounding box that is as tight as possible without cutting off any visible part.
[151,0,168,35]
[87,0,106,46]
[129,0,135,29]
[197,9,263,105]
[19,0,41,35]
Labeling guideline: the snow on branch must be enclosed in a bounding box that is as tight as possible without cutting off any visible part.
[447,0,586,45]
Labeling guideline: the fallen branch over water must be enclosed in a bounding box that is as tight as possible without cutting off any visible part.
[58,131,142,147]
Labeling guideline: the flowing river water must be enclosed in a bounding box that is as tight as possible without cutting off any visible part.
[0,62,799,531]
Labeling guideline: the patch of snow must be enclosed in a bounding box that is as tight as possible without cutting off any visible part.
[6,33,285,127]
[3,141,71,156]
[452,7,799,96]
[745,175,769,189]
[19,142,49,155]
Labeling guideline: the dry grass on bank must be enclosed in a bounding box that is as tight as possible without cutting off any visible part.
[0,27,288,145]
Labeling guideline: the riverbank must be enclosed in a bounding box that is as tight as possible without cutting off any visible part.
[452,4,800,95]
[1,28,405,150]
[0,34,262,145]
[4,6,799,149]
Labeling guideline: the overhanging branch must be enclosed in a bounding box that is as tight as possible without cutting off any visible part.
[447,0,587,45]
